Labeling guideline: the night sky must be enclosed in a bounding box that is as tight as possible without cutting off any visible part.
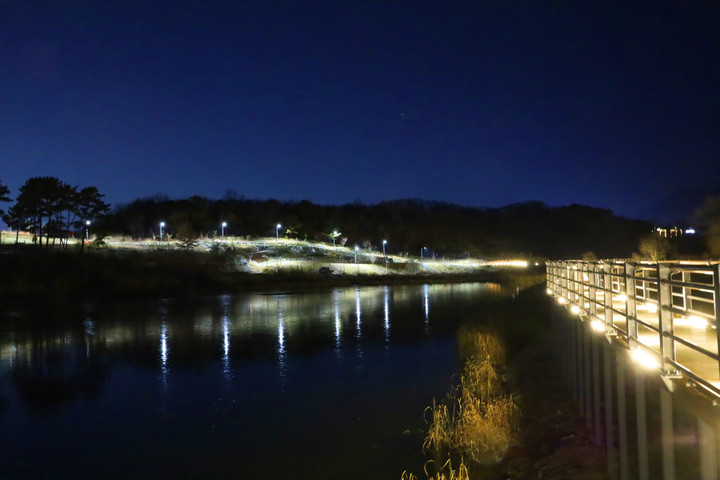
[2,1,719,218]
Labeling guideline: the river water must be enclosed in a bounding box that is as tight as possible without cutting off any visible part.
[0,283,504,480]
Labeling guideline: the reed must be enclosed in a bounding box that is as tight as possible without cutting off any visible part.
[422,399,455,457]
[460,355,500,403]
[421,328,519,472]
[401,458,471,480]
[456,326,505,365]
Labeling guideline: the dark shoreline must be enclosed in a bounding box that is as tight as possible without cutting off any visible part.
[0,249,544,316]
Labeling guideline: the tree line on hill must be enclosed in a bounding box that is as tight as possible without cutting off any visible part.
[2,176,719,259]
[0,177,109,249]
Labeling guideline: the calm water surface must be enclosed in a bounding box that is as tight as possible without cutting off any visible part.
[0,283,504,480]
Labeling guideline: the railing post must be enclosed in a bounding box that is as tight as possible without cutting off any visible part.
[713,263,720,382]
[626,263,638,342]
[658,263,677,376]
[603,263,614,330]
[589,262,599,318]
[571,263,579,304]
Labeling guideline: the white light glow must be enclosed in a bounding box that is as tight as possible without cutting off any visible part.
[383,286,390,342]
[546,288,553,295]
[423,284,430,324]
[686,228,695,234]
[334,306,341,345]
[222,318,230,358]
[570,305,581,315]
[591,320,606,332]
[644,302,658,313]
[631,348,660,370]
[675,315,708,329]
[355,288,362,338]
[486,259,528,268]
[557,297,567,304]
[160,323,168,367]
[615,294,627,302]
[278,317,285,351]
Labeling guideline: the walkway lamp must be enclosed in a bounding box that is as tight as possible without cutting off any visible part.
[159,222,165,241]
[383,240,388,273]
[85,220,91,240]
[355,245,359,264]
[421,246,427,261]
[332,230,338,247]
[221,222,227,239]
[276,223,281,241]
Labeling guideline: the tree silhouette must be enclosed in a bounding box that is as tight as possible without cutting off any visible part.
[0,179,10,245]
[14,177,110,249]
[16,177,68,247]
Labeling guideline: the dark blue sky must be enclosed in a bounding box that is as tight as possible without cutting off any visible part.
[2,1,718,218]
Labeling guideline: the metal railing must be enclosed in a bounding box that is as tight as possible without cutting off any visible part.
[547,260,720,398]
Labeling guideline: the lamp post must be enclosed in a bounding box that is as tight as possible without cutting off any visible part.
[159,222,165,241]
[332,230,338,247]
[221,222,227,239]
[85,220,91,240]
[421,246,426,261]
[382,239,387,273]
[276,223,281,241]
[355,245,359,264]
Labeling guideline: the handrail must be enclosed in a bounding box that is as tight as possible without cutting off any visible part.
[547,260,720,399]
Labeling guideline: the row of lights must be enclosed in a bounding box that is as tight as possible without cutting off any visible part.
[547,288,660,370]
[155,221,391,259]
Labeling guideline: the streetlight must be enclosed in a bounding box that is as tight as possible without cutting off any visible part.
[421,246,427,261]
[276,223,281,241]
[85,220,91,240]
[355,245,359,264]
[221,222,227,239]
[159,222,165,241]
[332,230,338,247]
[382,239,388,273]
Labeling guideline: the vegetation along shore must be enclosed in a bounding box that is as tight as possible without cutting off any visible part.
[402,285,606,480]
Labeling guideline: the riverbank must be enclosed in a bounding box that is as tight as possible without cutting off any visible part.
[406,285,607,479]
[0,248,543,310]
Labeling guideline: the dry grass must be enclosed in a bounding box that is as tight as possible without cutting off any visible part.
[420,328,519,472]
[456,326,505,365]
[423,399,454,457]
[454,395,519,464]
[401,458,471,480]
[460,355,500,403]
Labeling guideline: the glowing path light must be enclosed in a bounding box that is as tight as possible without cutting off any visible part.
[221,222,227,239]
[383,240,388,273]
[276,223,281,241]
[159,222,165,241]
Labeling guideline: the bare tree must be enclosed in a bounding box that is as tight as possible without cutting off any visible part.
[637,233,671,261]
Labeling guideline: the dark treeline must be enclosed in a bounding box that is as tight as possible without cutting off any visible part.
[100,195,651,259]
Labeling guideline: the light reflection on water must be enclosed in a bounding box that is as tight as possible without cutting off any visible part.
[0,282,504,480]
